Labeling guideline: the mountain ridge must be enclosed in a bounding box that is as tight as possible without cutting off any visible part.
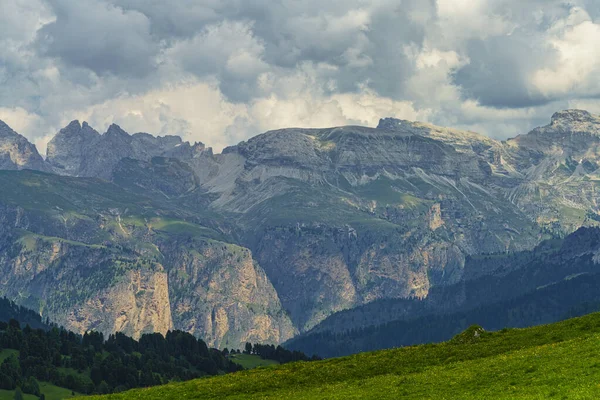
[0,109,599,348]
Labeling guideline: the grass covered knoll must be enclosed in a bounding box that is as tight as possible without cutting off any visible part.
[83,312,600,399]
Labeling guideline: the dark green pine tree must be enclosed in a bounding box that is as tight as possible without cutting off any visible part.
[13,387,23,400]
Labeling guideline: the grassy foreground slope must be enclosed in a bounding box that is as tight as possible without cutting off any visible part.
[83,312,600,399]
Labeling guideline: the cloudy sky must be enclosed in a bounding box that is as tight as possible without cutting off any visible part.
[1,0,600,153]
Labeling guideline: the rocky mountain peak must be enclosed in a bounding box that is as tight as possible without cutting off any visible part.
[0,120,48,171]
[550,109,596,125]
[544,109,600,137]
[45,121,210,178]
[376,117,403,130]
[0,119,16,137]
[47,120,101,175]
[60,120,98,135]
[509,109,600,150]
[105,123,131,139]
[64,120,82,131]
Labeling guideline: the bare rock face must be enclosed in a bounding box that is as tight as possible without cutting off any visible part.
[507,109,600,160]
[164,239,297,348]
[46,120,100,175]
[64,269,173,339]
[0,120,49,171]
[0,215,172,339]
[197,122,539,329]
[504,110,600,233]
[0,190,294,349]
[250,222,469,331]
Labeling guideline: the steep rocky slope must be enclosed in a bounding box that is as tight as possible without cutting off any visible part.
[173,123,538,329]
[0,170,295,348]
[0,120,49,171]
[504,110,600,232]
[286,227,600,357]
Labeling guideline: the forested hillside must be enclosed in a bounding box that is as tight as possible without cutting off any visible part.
[287,227,600,357]
[0,297,316,398]
[0,318,242,397]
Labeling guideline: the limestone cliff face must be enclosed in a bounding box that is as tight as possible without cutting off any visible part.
[160,238,296,348]
[0,223,172,339]
[251,223,468,330]
[64,269,173,339]
[0,187,294,349]
[251,226,359,331]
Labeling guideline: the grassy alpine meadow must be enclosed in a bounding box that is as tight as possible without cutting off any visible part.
[81,312,600,399]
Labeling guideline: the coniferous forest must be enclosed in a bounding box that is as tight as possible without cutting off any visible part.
[0,297,313,397]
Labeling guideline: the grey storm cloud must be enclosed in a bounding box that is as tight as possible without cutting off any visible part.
[452,35,558,108]
[2,0,600,152]
[107,0,430,101]
[36,0,159,76]
[31,0,585,107]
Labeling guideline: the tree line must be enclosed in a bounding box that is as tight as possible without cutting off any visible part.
[0,296,317,397]
[0,318,244,396]
[229,342,320,364]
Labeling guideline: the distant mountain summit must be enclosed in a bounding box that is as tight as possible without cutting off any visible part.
[46,120,208,179]
[46,120,101,175]
[551,109,598,125]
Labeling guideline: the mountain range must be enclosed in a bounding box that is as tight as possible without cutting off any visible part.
[0,109,599,350]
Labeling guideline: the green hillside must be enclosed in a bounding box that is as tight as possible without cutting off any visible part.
[82,312,600,399]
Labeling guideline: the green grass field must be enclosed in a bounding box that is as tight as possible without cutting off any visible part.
[39,383,80,400]
[0,383,79,400]
[0,389,38,400]
[80,312,600,399]
[228,354,279,369]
